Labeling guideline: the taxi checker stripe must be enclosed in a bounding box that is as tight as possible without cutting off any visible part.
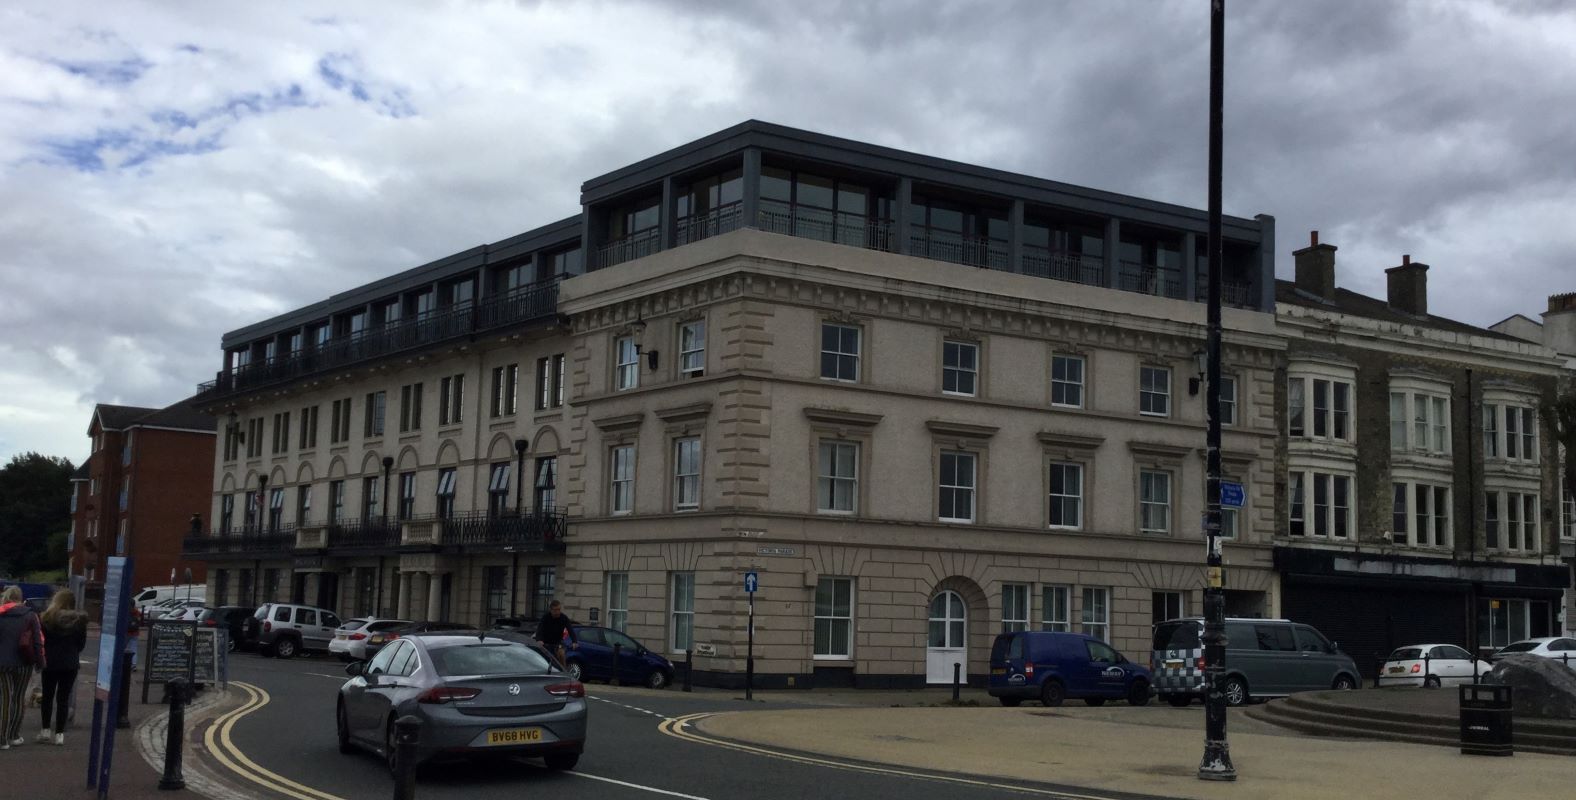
[204,681,351,800]
[657,713,1127,800]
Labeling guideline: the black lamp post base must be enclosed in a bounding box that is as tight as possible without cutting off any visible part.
[1198,740,1236,781]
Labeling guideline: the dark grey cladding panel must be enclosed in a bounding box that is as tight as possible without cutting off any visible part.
[581,120,1265,240]
[487,215,583,262]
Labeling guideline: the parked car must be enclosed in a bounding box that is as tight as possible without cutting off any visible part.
[132,585,205,615]
[330,618,413,662]
[1378,644,1491,687]
[560,626,674,689]
[195,606,256,653]
[1493,637,1576,666]
[336,632,586,773]
[1151,617,1360,706]
[161,601,210,621]
[251,602,343,658]
[363,621,474,660]
[989,630,1152,707]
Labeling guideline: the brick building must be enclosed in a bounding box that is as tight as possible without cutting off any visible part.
[71,400,216,596]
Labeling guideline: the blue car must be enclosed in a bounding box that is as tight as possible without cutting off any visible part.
[988,631,1153,707]
[563,626,674,689]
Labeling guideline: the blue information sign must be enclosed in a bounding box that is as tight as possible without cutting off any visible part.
[89,555,132,797]
[1219,481,1245,509]
[744,571,758,593]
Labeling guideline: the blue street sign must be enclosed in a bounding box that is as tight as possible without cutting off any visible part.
[1219,481,1245,509]
[744,571,758,593]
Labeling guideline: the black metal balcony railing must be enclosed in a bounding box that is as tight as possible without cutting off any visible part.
[908,232,1010,270]
[325,518,402,550]
[1197,280,1256,308]
[439,509,567,551]
[757,200,895,252]
[674,201,745,247]
[1022,245,1105,286]
[591,227,662,270]
[196,280,559,400]
[182,526,296,556]
[1117,262,1184,299]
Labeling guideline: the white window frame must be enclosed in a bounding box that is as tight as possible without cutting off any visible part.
[669,572,694,653]
[1047,461,1083,529]
[1288,372,1354,442]
[1490,490,1540,553]
[1139,366,1170,417]
[605,573,629,632]
[1051,354,1085,408]
[610,445,635,515]
[938,450,977,523]
[813,577,854,660]
[1560,486,1574,542]
[1080,587,1109,642]
[820,323,861,382]
[1001,583,1030,633]
[1152,590,1185,625]
[1287,469,1354,539]
[1219,375,1237,426]
[679,320,706,378]
[1041,585,1070,632]
[615,336,639,391]
[1489,403,1538,463]
[1139,469,1171,534]
[1392,480,1451,548]
[941,340,978,397]
[816,440,858,514]
[673,437,701,511]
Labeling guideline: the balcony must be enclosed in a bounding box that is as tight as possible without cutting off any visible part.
[182,527,296,558]
[908,232,1009,270]
[1117,262,1184,299]
[1023,245,1104,287]
[196,280,559,401]
[675,201,745,247]
[591,227,662,270]
[325,518,403,550]
[438,509,567,552]
[1196,280,1256,309]
[757,200,894,252]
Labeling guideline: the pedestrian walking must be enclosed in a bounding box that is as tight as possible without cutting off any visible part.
[533,600,579,667]
[0,585,47,750]
[35,590,86,745]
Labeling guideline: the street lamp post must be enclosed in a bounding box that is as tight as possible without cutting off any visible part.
[1198,0,1236,782]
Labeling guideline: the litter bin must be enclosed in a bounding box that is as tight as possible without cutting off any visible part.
[1459,684,1513,756]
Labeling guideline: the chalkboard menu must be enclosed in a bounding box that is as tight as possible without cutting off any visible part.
[192,628,218,684]
[146,621,196,684]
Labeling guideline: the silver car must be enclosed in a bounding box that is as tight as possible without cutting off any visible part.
[336,633,587,774]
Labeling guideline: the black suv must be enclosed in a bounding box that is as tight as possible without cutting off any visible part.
[196,606,255,652]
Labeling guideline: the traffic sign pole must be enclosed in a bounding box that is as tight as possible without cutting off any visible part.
[744,571,757,700]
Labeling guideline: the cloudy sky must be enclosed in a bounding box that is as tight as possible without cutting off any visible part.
[2,0,1573,463]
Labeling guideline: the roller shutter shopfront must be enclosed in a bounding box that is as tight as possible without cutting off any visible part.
[1281,576,1466,678]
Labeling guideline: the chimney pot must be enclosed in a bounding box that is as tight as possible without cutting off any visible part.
[1402,254,1410,266]
[1310,230,1319,246]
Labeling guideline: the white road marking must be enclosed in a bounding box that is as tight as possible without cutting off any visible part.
[588,694,672,721]
[305,672,347,680]
[568,770,713,799]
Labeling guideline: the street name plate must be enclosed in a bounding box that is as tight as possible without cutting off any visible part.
[757,546,796,556]
[1219,481,1244,508]
[695,643,716,657]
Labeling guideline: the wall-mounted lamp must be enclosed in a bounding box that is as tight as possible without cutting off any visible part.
[1189,349,1207,396]
[631,314,660,370]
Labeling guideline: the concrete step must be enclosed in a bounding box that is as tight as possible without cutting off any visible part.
[1250,697,1576,756]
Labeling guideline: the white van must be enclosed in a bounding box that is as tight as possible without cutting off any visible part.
[133,585,206,614]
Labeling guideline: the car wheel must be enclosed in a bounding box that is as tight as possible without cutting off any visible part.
[336,704,354,755]
[646,669,670,690]
[567,661,584,682]
[1128,680,1152,706]
[1039,679,1065,707]
[1166,694,1192,708]
[1222,676,1249,706]
[999,696,1022,707]
[1084,698,1106,707]
[544,752,579,771]
[275,637,297,659]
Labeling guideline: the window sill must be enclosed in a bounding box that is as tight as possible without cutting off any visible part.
[812,656,854,664]
[437,424,464,433]
[1139,411,1170,419]
[1050,402,1085,411]
[819,377,858,384]
[938,517,975,525]
[1047,525,1083,532]
[817,509,856,517]
[942,391,978,399]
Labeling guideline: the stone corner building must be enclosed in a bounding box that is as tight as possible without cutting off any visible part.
[186,120,1286,688]
[1274,235,1574,674]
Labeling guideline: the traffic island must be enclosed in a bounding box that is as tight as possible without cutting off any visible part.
[1246,688,1576,755]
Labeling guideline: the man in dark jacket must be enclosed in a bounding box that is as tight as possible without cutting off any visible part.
[0,586,46,749]
[533,600,578,666]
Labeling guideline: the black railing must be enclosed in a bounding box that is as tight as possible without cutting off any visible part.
[196,280,559,400]
[1023,246,1105,286]
[675,202,745,246]
[325,518,402,550]
[591,228,663,270]
[908,232,1009,270]
[182,528,296,556]
[439,509,567,551]
[757,200,894,252]
[1118,262,1184,299]
[1197,280,1256,308]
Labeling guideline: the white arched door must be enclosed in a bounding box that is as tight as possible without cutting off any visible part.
[926,590,967,684]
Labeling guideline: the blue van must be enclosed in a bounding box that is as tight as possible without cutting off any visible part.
[989,631,1153,707]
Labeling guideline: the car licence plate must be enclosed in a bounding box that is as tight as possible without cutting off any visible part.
[990,668,1006,675]
[486,728,543,745]
[1388,666,1405,674]
[1165,660,1184,669]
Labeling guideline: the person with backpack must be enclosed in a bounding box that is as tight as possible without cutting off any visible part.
[35,590,86,745]
[0,585,46,750]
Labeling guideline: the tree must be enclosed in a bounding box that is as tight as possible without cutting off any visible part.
[1549,390,1576,499]
[0,452,75,576]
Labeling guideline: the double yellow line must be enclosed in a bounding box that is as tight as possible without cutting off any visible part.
[658,712,1119,800]
[203,681,349,800]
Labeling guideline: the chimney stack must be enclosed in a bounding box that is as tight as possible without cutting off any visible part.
[1543,291,1576,356]
[1292,230,1337,302]
[1385,255,1429,317]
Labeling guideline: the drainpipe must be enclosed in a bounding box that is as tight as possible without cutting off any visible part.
[1465,368,1477,654]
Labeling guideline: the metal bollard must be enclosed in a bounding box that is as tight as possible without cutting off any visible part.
[952,662,961,702]
[158,677,188,790]
[392,715,421,800]
[745,654,754,701]
[1424,653,1433,687]
[1374,657,1383,690]
[116,652,134,728]
[611,643,622,687]
[683,649,693,693]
